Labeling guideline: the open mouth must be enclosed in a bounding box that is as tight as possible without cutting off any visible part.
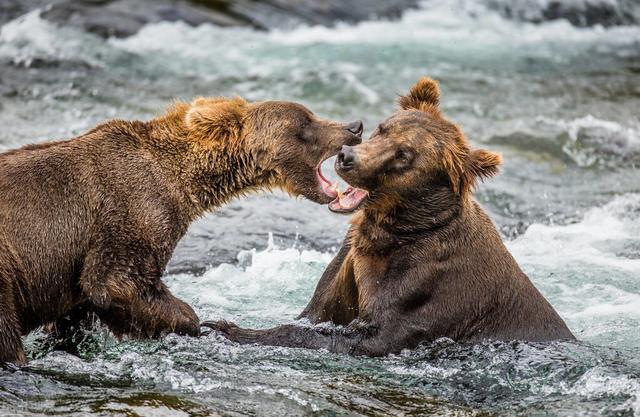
[315,162,368,214]
[327,185,368,213]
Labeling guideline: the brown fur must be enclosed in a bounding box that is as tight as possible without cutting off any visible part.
[398,76,440,112]
[0,97,362,364]
[202,77,575,356]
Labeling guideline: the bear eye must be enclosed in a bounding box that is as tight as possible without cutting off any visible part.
[295,123,314,143]
[377,124,387,135]
[395,150,410,164]
[296,129,312,143]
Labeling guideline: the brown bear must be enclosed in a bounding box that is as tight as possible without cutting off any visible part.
[0,96,363,364]
[201,77,576,356]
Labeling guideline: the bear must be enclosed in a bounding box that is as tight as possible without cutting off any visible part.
[201,77,576,356]
[0,96,363,364]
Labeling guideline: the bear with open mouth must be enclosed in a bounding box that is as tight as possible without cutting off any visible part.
[202,77,575,356]
[0,96,362,365]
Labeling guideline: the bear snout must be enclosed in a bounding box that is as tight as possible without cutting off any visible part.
[345,120,363,137]
[336,145,356,172]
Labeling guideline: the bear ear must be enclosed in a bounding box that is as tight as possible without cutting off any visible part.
[398,77,440,111]
[185,96,247,143]
[461,148,502,193]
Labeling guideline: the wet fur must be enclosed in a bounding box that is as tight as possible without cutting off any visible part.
[202,77,575,356]
[0,97,360,363]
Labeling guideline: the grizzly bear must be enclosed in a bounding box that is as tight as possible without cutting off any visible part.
[201,78,575,356]
[0,96,363,364]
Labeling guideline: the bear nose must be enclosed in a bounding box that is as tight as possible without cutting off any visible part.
[337,145,356,171]
[346,120,363,137]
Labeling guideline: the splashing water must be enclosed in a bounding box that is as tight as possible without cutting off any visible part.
[8,195,637,416]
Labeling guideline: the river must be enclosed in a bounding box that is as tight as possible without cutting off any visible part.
[0,1,639,415]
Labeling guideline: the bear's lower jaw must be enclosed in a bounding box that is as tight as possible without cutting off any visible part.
[328,186,368,214]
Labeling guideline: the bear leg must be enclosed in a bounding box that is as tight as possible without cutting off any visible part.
[0,280,26,365]
[96,288,200,338]
[78,246,200,339]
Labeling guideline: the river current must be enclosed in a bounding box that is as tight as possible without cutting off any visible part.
[0,1,639,415]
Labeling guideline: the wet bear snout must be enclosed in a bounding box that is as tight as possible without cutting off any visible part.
[346,120,364,136]
[337,145,356,171]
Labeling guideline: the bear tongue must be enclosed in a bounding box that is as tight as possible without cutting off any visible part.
[328,186,368,213]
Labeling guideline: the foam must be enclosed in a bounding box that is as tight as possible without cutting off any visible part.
[165,233,333,327]
[509,193,640,345]
[107,0,640,73]
[568,368,640,416]
[531,115,640,167]
[162,195,640,349]
[267,0,640,48]
[0,10,104,67]
[509,193,640,271]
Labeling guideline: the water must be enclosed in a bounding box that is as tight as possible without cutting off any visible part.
[0,0,639,415]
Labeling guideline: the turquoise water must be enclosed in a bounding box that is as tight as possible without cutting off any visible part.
[0,1,639,415]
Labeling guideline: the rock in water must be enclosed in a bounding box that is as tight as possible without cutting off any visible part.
[1,0,421,38]
[3,0,638,39]
[202,0,422,29]
[482,0,640,27]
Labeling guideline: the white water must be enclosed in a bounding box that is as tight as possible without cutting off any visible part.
[1,2,639,415]
[510,193,640,346]
[163,193,640,350]
[115,1,640,57]
[165,233,333,328]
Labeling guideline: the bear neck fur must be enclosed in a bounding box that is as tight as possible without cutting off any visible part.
[350,185,471,255]
[142,102,279,220]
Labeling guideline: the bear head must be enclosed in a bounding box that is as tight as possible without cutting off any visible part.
[184,97,363,205]
[330,77,501,214]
